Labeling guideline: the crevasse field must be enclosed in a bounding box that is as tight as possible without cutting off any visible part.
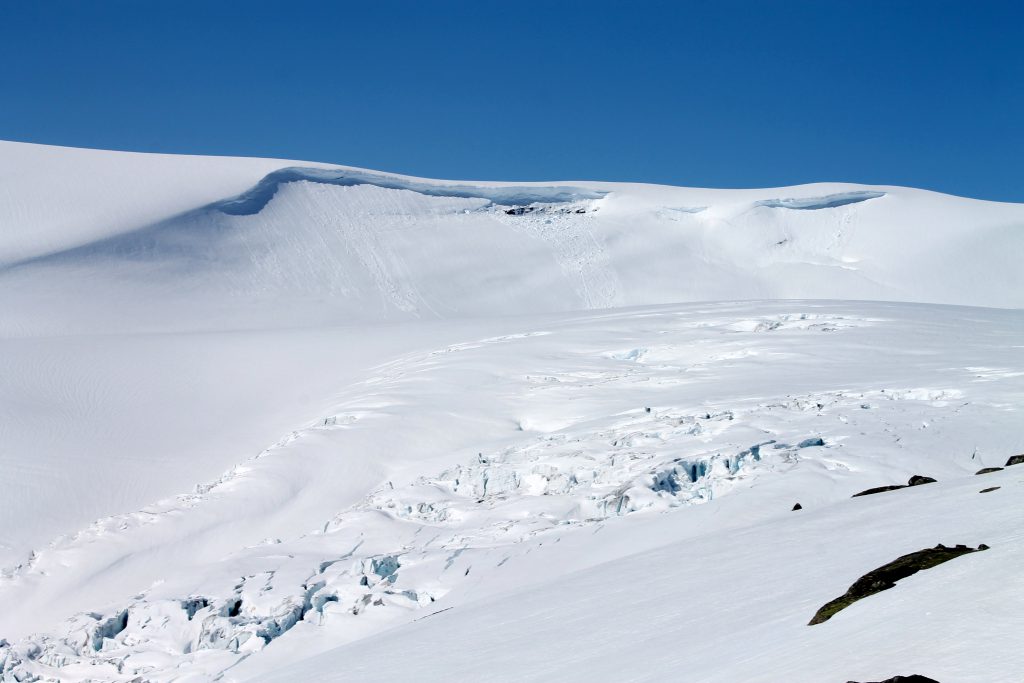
[0,140,1021,683]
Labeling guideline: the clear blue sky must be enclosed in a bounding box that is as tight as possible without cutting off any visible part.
[2,1,1021,201]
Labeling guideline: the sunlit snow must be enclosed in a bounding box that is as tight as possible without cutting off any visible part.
[0,141,1021,683]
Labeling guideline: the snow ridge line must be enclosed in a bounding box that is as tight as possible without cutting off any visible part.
[752,190,886,210]
[213,167,609,216]
[0,427,305,584]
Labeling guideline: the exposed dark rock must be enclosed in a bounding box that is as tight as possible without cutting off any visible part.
[979,486,1001,493]
[504,206,536,216]
[975,467,1003,475]
[792,503,802,511]
[1005,454,1024,467]
[809,543,988,625]
[852,475,936,498]
[852,484,905,497]
[846,676,941,683]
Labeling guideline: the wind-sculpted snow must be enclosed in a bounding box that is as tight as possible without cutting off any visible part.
[753,190,886,210]
[212,166,609,215]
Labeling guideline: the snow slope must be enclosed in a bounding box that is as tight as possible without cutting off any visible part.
[0,141,1022,682]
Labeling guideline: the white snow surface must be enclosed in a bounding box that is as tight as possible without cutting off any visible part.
[0,141,1022,683]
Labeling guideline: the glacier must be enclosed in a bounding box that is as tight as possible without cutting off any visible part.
[0,141,1021,683]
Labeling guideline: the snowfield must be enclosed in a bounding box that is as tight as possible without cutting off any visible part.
[0,141,1022,683]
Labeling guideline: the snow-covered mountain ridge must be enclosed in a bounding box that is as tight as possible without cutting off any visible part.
[0,142,1021,683]
[2,140,1023,337]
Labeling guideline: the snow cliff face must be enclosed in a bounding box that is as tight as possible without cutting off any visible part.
[0,142,1022,683]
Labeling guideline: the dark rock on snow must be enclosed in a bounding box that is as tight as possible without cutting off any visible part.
[1005,454,1024,467]
[979,486,1001,493]
[975,467,1004,475]
[847,676,941,683]
[792,503,802,511]
[852,475,936,498]
[808,543,988,625]
[852,484,906,497]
